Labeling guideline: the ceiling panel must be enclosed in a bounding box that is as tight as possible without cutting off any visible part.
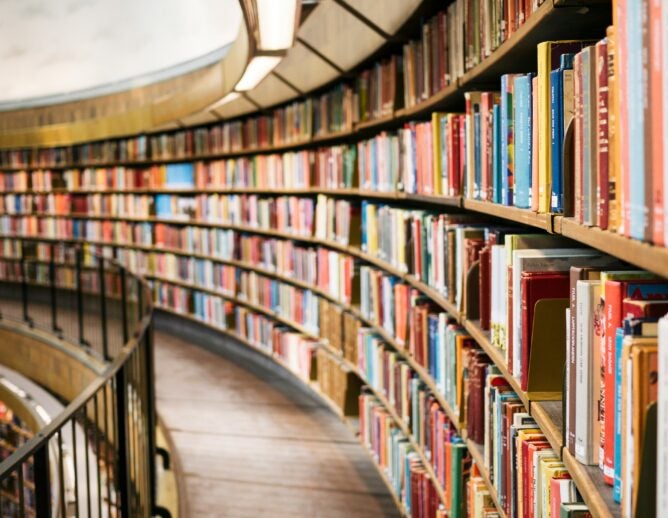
[297,0,385,72]
[273,41,339,94]
[212,96,257,119]
[246,73,299,109]
[344,0,422,34]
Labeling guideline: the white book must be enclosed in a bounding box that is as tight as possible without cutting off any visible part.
[510,249,600,377]
[490,244,502,347]
[574,279,601,465]
[565,307,571,453]
[658,317,668,512]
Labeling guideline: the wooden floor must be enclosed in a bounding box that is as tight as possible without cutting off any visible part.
[154,315,400,518]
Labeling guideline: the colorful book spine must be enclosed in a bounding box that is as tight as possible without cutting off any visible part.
[627,0,649,240]
[514,75,533,209]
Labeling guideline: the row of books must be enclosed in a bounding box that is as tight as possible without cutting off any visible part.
[0,0,553,171]
[0,196,664,514]
[358,393,443,517]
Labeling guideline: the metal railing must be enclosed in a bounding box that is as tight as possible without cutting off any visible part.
[0,238,156,518]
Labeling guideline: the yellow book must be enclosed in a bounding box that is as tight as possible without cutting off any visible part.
[540,461,569,518]
[464,92,482,199]
[537,41,592,213]
[515,429,543,518]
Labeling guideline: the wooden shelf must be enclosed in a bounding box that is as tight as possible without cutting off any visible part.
[530,401,564,455]
[558,217,668,278]
[394,83,461,120]
[562,448,621,518]
[463,199,553,232]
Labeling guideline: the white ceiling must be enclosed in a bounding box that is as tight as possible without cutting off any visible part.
[0,0,242,107]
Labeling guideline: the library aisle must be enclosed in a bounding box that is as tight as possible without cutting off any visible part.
[154,325,400,518]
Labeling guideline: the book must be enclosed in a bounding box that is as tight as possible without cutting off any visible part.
[551,55,574,213]
[574,279,602,465]
[658,316,668,514]
[537,41,592,213]
[514,74,533,209]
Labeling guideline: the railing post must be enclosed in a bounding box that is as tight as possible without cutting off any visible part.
[120,268,129,343]
[115,366,131,518]
[144,322,158,510]
[99,258,109,360]
[19,240,32,326]
[34,443,52,517]
[76,246,86,346]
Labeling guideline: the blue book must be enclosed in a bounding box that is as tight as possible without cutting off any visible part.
[165,163,194,188]
[492,104,502,204]
[513,74,533,209]
[627,1,647,240]
[428,314,439,379]
[361,201,368,250]
[500,75,516,205]
[154,195,173,217]
[613,326,624,503]
[552,54,575,213]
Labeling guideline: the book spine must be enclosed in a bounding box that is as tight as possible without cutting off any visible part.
[663,0,668,246]
[658,317,668,511]
[550,69,564,213]
[537,43,551,213]
[607,26,619,231]
[650,0,664,244]
[493,104,502,204]
[615,0,629,235]
[531,76,539,212]
[582,47,595,227]
[596,40,610,230]
[500,76,513,205]
[515,76,532,209]
[573,53,584,224]
[627,0,649,240]
[603,280,623,485]
[567,269,580,455]
[613,327,625,503]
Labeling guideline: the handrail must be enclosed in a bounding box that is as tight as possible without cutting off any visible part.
[0,239,156,518]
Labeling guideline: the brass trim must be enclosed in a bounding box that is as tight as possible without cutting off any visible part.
[0,22,250,149]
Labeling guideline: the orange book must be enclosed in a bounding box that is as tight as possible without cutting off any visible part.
[614,0,629,235]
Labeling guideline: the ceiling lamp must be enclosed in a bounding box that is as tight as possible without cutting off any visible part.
[256,0,299,51]
[231,0,301,93]
[235,55,282,91]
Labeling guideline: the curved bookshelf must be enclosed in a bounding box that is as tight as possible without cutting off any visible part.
[0,0,642,515]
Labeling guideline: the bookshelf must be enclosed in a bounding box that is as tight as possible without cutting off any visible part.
[3,0,661,516]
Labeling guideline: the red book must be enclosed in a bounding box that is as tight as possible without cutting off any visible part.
[650,0,664,244]
[549,475,573,518]
[622,298,668,318]
[479,244,492,329]
[601,278,668,484]
[596,40,609,229]
[520,271,570,390]
[522,439,550,518]
[448,115,461,196]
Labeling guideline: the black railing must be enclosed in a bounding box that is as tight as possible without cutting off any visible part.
[0,238,156,518]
